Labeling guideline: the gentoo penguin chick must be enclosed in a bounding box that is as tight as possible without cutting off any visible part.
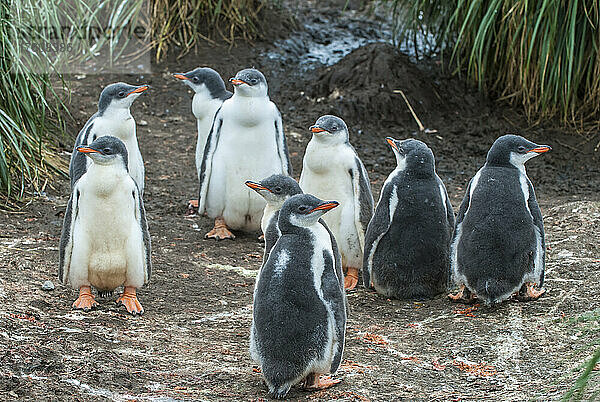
[449,134,551,305]
[245,174,302,263]
[198,68,292,240]
[173,68,232,190]
[250,194,346,399]
[299,115,374,289]
[70,82,149,194]
[59,136,151,315]
[363,138,455,299]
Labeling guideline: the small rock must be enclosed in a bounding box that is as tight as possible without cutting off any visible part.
[41,280,55,291]
[139,120,148,126]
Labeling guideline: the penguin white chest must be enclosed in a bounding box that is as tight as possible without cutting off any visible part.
[205,99,283,230]
[72,171,142,290]
[300,144,357,260]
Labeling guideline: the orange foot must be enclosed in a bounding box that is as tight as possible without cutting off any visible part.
[205,217,235,240]
[72,285,98,311]
[258,234,265,241]
[304,373,342,390]
[448,285,477,304]
[116,286,144,315]
[516,282,546,301]
[343,267,359,290]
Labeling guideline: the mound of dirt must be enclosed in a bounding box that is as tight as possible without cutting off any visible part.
[307,43,485,125]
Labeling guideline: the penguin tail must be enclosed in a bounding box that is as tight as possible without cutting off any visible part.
[475,278,513,305]
[268,383,291,400]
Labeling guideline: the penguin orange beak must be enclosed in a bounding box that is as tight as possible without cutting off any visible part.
[173,73,188,80]
[310,126,327,133]
[230,78,248,86]
[309,201,339,213]
[245,181,270,192]
[528,145,551,153]
[127,85,150,96]
[386,137,398,151]
[77,146,100,154]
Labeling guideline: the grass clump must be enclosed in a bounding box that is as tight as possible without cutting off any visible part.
[381,0,600,123]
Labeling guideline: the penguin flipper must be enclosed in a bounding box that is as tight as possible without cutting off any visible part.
[320,250,346,374]
[319,218,344,294]
[197,109,224,213]
[349,157,374,252]
[274,108,292,176]
[526,180,545,286]
[133,184,152,282]
[59,188,80,284]
[362,180,396,289]
[436,174,455,229]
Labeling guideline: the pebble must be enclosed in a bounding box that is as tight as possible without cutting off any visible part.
[139,120,148,126]
[41,280,55,291]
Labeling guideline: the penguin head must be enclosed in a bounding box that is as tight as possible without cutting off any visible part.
[486,134,551,169]
[309,115,349,145]
[245,174,302,206]
[386,137,435,175]
[77,135,128,169]
[229,68,267,97]
[279,194,338,231]
[173,67,227,97]
[98,82,149,114]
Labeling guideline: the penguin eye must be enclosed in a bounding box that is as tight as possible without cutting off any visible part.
[250,78,258,85]
[298,206,307,213]
[192,77,199,83]
[274,187,282,193]
[103,148,112,155]
[332,125,338,131]
[118,91,125,98]
[518,145,526,153]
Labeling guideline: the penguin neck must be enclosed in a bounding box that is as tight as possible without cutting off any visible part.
[228,93,271,126]
[192,88,220,120]
[85,163,129,196]
[262,201,282,233]
[99,105,133,122]
[485,157,524,174]
[405,163,435,179]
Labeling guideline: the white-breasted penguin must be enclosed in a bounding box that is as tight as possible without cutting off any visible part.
[299,115,374,290]
[70,82,149,194]
[59,136,151,315]
[250,194,346,399]
[173,68,232,188]
[198,68,292,240]
[449,134,551,305]
[363,138,455,298]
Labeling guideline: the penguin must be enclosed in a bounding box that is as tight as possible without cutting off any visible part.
[198,68,292,240]
[449,134,551,305]
[250,194,346,399]
[173,67,232,186]
[299,115,374,290]
[59,136,151,315]
[70,82,149,194]
[363,138,455,299]
[244,174,302,263]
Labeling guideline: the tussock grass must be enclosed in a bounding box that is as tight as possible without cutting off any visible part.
[381,0,600,124]
[150,0,266,61]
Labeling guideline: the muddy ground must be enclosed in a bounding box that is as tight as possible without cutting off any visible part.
[1,1,600,401]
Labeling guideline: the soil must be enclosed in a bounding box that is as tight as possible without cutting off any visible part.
[1,1,599,401]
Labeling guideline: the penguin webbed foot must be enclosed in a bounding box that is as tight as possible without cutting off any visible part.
[343,267,359,290]
[515,282,545,301]
[186,199,199,216]
[303,373,341,390]
[205,217,235,241]
[72,285,99,311]
[116,286,144,316]
[448,285,477,304]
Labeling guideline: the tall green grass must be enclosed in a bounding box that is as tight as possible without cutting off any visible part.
[381,0,600,123]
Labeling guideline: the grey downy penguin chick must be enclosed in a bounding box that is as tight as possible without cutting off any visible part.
[363,138,455,299]
[198,68,292,240]
[250,194,346,399]
[59,136,151,315]
[449,134,550,305]
[299,115,374,290]
[173,67,232,209]
[70,82,149,193]
[245,174,302,263]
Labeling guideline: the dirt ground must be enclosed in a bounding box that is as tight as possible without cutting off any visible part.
[1,2,600,401]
